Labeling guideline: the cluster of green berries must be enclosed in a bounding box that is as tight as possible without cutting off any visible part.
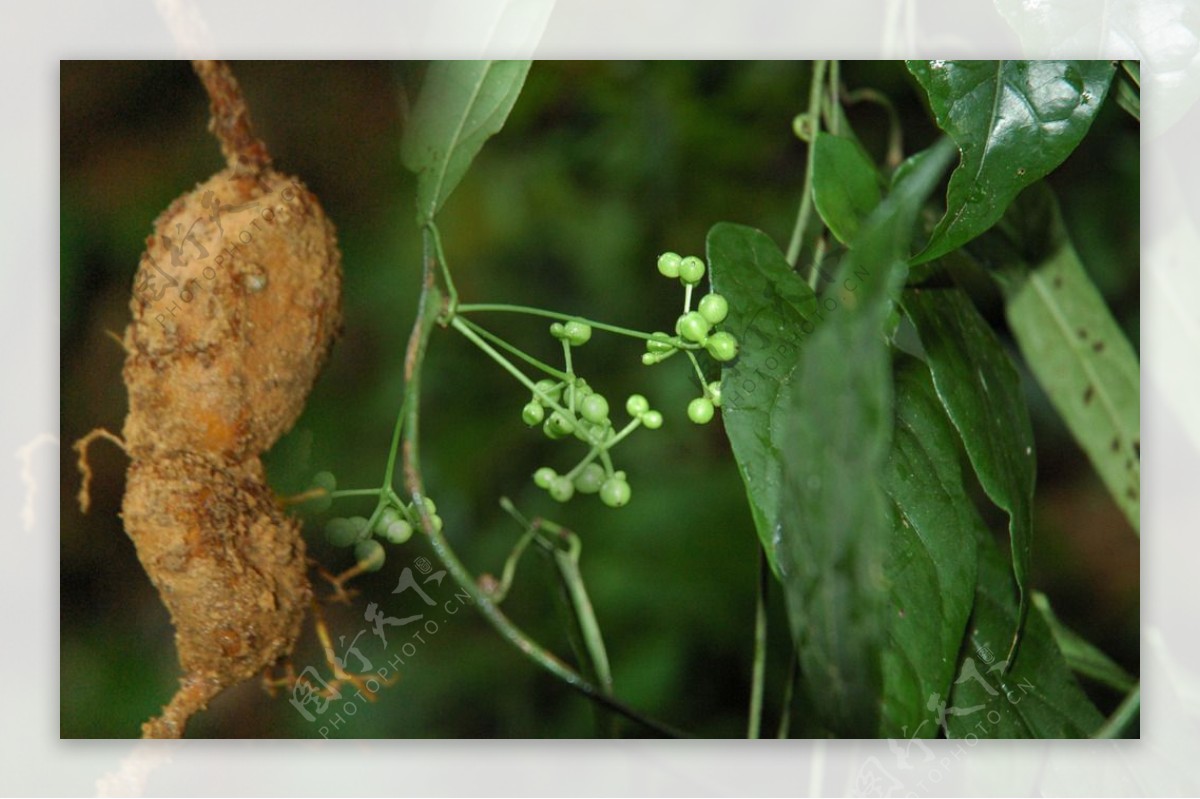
[646,252,738,424]
[522,321,666,508]
[318,471,441,573]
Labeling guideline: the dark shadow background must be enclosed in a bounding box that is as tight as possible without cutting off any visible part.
[60,61,1139,738]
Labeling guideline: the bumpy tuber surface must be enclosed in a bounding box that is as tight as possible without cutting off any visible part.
[85,61,342,738]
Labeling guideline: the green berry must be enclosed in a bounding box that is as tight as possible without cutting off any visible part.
[550,322,566,339]
[707,381,723,408]
[375,507,402,535]
[657,251,682,278]
[677,311,711,344]
[563,321,592,346]
[705,331,739,362]
[430,513,444,532]
[678,256,706,285]
[534,379,562,404]
[522,401,545,426]
[688,396,715,424]
[600,476,632,508]
[384,519,414,544]
[647,332,675,353]
[641,410,663,429]
[641,352,658,366]
[573,463,606,494]
[549,475,575,502]
[534,467,557,489]
[355,539,386,572]
[312,471,337,493]
[545,412,574,439]
[324,517,359,548]
[626,394,650,416]
[698,293,729,324]
[579,393,610,424]
[423,497,438,515]
[348,516,372,541]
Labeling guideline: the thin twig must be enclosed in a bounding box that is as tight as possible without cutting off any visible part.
[747,548,769,738]
[192,60,272,172]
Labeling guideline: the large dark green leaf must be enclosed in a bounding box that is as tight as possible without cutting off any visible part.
[770,138,956,735]
[879,356,980,737]
[906,60,1115,264]
[401,60,531,223]
[708,223,820,578]
[901,286,1036,662]
[812,132,882,245]
[988,187,1140,532]
[943,528,1105,738]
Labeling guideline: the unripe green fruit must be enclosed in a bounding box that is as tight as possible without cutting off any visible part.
[677,311,711,344]
[563,321,592,346]
[573,463,606,494]
[698,293,729,324]
[312,471,337,493]
[550,322,566,339]
[545,412,574,439]
[534,467,557,489]
[657,251,682,278]
[641,410,663,429]
[348,516,371,541]
[579,393,610,424]
[324,517,359,548]
[626,394,650,416]
[549,475,575,502]
[355,538,386,572]
[705,331,739,362]
[647,332,675,353]
[678,256,706,285]
[688,396,715,424]
[534,379,562,404]
[522,402,545,426]
[384,519,414,544]
[600,476,631,508]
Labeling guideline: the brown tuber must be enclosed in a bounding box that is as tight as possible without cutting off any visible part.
[77,61,342,738]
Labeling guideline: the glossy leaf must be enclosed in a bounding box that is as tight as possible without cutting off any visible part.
[902,286,1036,662]
[770,138,956,735]
[990,187,1140,532]
[879,356,980,737]
[943,529,1106,738]
[906,60,1115,264]
[708,223,819,577]
[401,60,531,223]
[812,132,882,245]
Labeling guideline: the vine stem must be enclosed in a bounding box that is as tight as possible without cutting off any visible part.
[1094,684,1140,738]
[191,60,272,172]
[398,228,687,739]
[456,303,690,345]
[785,59,828,274]
[747,547,769,739]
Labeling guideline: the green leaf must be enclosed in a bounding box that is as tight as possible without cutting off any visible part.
[990,187,1140,532]
[708,223,819,578]
[943,529,1105,738]
[812,132,882,245]
[906,60,1115,264]
[401,60,531,223]
[771,138,956,736]
[901,286,1036,663]
[879,356,980,737]
[1033,592,1136,693]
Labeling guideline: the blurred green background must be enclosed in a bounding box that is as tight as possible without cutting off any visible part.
[60,61,1139,738]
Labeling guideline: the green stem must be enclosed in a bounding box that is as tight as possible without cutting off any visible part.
[747,548,769,739]
[450,315,573,420]
[402,238,687,740]
[328,488,385,499]
[776,646,797,738]
[425,220,458,319]
[456,316,570,382]
[685,350,708,391]
[785,59,828,272]
[457,303,676,344]
[826,60,840,135]
[1094,684,1140,739]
